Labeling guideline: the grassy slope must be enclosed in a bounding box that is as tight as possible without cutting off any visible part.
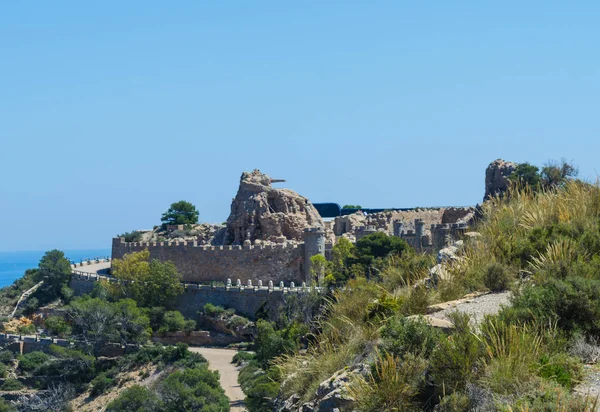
[274,181,600,411]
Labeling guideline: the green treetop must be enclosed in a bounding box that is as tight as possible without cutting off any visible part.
[161,200,199,226]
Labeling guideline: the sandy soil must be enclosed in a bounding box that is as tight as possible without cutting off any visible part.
[69,364,161,412]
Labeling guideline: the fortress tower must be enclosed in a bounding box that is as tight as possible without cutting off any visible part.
[415,219,425,252]
[303,228,326,285]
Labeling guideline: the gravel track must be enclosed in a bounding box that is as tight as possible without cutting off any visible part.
[429,291,512,325]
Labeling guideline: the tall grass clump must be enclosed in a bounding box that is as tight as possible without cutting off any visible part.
[348,351,427,412]
[276,277,381,401]
[447,180,600,293]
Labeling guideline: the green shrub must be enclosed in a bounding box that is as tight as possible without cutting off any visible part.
[16,322,36,335]
[239,361,280,412]
[45,315,71,337]
[158,366,229,411]
[106,385,163,411]
[160,310,186,333]
[183,319,196,334]
[502,276,600,335]
[0,363,7,378]
[430,312,485,394]
[353,232,409,267]
[90,373,115,397]
[203,303,226,317]
[0,378,24,391]
[349,352,427,412]
[0,351,15,364]
[228,315,250,329]
[232,351,255,366]
[0,398,14,412]
[37,345,96,384]
[254,320,306,367]
[18,351,50,372]
[538,353,583,389]
[118,231,144,243]
[482,262,512,292]
[381,316,443,358]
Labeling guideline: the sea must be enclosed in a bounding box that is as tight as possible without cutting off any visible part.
[0,249,110,288]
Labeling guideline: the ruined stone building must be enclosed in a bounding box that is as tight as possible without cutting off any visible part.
[112,169,475,285]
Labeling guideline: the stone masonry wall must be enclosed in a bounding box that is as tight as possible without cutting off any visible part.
[112,237,305,284]
[70,275,313,319]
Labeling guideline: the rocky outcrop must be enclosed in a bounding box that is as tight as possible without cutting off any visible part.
[276,365,368,412]
[332,212,367,236]
[484,159,517,200]
[225,170,324,244]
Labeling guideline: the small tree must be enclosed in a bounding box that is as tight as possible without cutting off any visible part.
[161,200,199,226]
[354,232,409,267]
[158,367,229,411]
[541,159,578,189]
[309,255,330,285]
[113,299,151,349]
[509,163,541,189]
[331,237,356,283]
[67,297,117,357]
[110,251,184,308]
[342,205,363,209]
[34,250,72,305]
[106,385,163,412]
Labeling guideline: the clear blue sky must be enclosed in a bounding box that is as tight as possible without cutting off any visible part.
[1,2,598,251]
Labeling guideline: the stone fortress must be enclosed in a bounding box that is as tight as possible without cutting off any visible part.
[112,169,476,286]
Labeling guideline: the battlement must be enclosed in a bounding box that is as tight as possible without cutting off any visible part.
[114,237,300,252]
[112,237,307,284]
[71,271,318,295]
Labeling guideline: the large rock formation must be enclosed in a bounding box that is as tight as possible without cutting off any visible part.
[225,170,324,244]
[484,159,517,200]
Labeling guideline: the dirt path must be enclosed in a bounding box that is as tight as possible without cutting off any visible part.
[189,347,247,412]
[9,280,44,318]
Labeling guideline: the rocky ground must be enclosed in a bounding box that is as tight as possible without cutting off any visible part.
[69,364,162,412]
[427,291,513,327]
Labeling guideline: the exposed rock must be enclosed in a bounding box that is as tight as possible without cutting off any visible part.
[275,365,368,412]
[408,314,454,329]
[484,159,517,200]
[313,369,357,411]
[332,212,367,236]
[441,207,476,224]
[225,170,324,244]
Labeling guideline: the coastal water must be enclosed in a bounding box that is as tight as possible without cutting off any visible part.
[0,249,110,288]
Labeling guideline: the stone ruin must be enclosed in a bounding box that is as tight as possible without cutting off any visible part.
[484,158,517,200]
[113,168,492,286]
[137,169,324,247]
[224,169,324,245]
[328,207,475,248]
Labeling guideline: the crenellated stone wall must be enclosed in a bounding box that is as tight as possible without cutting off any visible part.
[70,273,319,319]
[112,237,305,284]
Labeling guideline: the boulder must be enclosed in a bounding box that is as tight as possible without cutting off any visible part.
[484,159,517,200]
[225,170,324,244]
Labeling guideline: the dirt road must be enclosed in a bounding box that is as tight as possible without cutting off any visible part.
[189,347,247,412]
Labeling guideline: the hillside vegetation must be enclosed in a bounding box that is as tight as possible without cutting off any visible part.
[240,178,600,411]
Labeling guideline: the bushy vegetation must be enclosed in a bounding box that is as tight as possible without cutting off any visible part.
[106,345,229,412]
[118,230,144,242]
[238,167,600,411]
[0,250,73,317]
[109,250,184,308]
[67,296,151,357]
